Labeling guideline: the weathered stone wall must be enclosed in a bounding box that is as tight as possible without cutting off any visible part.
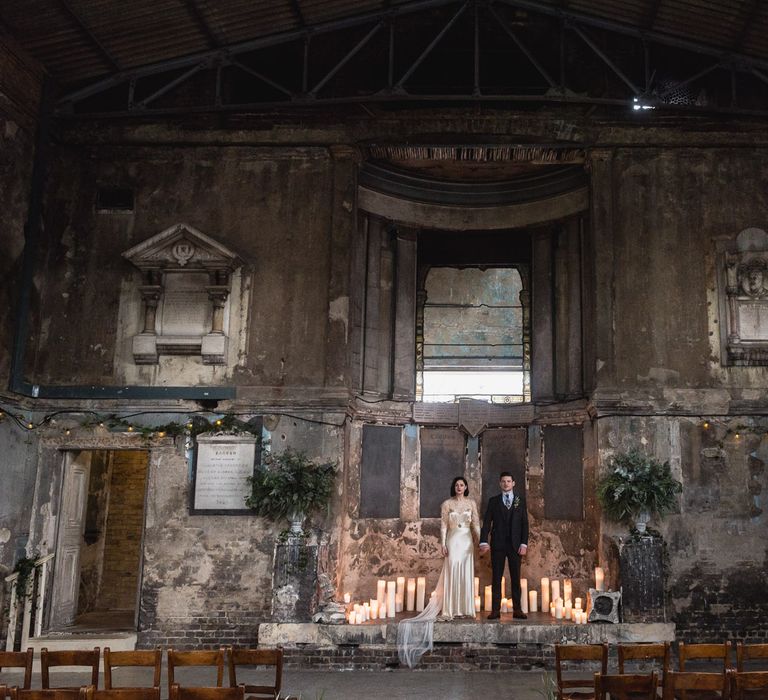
[0,32,42,387]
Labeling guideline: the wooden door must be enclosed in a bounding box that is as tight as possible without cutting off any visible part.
[50,451,91,629]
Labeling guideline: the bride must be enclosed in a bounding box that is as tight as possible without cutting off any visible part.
[398,476,481,667]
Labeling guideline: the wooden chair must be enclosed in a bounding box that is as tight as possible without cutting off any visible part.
[169,685,245,700]
[41,648,100,690]
[80,688,161,700]
[0,649,34,690]
[167,650,225,696]
[227,648,284,700]
[619,643,671,697]
[555,644,609,700]
[595,672,659,700]
[103,648,162,689]
[9,690,83,700]
[736,644,768,672]
[662,671,730,700]
[678,643,731,673]
[729,670,768,700]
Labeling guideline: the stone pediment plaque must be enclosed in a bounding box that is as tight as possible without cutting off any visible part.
[192,433,258,514]
[123,224,243,365]
[123,222,241,272]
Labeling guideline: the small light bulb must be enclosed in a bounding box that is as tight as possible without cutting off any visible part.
[127,425,134,432]
[702,421,709,430]
[65,429,71,435]
[735,432,740,439]
[158,431,166,438]
[28,422,34,429]
[186,422,193,429]
[99,422,105,428]
[216,419,223,426]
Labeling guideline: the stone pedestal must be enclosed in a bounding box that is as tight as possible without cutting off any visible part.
[272,532,324,622]
[619,536,666,622]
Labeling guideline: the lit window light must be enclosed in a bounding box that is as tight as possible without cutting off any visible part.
[633,97,656,111]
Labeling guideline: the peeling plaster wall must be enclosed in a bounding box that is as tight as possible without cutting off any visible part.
[28,145,338,391]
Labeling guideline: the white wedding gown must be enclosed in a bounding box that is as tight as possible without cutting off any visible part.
[398,497,481,667]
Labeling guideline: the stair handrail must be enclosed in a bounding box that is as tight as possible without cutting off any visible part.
[4,553,55,651]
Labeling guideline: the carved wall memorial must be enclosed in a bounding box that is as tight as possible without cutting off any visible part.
[192,433,258,514]
[122,223,242,365]
[722,228,768,365]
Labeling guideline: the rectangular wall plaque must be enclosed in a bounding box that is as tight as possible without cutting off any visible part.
[192,433,258,514]
[543,425,584,520]
[360,424,402,519]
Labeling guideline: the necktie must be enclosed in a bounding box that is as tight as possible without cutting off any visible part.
[504,493,511,509]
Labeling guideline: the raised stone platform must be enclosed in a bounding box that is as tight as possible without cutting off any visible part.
[259,611,675,670]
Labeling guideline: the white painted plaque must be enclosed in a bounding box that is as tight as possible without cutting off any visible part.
[738,301,768,340]
[193,433,257,512]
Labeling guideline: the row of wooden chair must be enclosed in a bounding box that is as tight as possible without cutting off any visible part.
[593,669,768,700]
[1,685,247,700]
[556,642,768,700]
[0,648,284,700]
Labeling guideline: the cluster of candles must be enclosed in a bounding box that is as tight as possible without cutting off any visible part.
[343,567,606,625]
[343,577,428,624]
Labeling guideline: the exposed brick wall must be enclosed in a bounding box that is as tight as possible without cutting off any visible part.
[97,450,148,611]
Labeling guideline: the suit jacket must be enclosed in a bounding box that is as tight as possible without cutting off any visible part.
[480,492,529,552]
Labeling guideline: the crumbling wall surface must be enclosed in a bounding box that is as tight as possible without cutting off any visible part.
[591,147,768,401]
[29,144,338,392]
[0,33,42,385]
[139,419,344,648]
[597,416,767,642]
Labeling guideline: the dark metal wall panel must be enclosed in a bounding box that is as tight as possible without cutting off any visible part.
[480,428,527,509]
[543,425,584,520]
[419,427,466,518]
[360,424,402,519]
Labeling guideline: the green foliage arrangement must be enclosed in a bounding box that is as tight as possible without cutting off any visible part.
[596,449,682,525]
[12,555,38,602]
[246,449,337,523]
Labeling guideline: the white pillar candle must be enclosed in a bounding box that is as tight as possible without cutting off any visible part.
[555,600,563,619]
[550,601,555,617]
[356,609,364,624]
[377,580,386,606]
[396,577,405,613]
[474,595,481,612]
[363,602,370,621]
[416,577,426,612]
[563,579,572,603]
[595,567,605,592]
[520,578,528,613]
[565,600,572,620]
[343,592,351,604]
[406,578,416,611]
[541,577,550,611]
[370,600,379,619]
[551,579,561,603]
[528,590,538,613]
[387,580,396,618]
[575,597,582,610]
[379,601,386,618]
[484,585,492,612]
[474,577,480,597]
[501,598,508,613]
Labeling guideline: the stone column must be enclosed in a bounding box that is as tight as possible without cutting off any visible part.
[139,285,162,334]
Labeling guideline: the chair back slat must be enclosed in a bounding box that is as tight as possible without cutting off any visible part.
[169,685,244,700]
[556,644,609,698]
[678,643,731,671]
[167,650,225,695]
[0,649,34,689]
[227,648,283,699]
[595,672,658,700]
[736,643,768,672]
[662,671,729,700]
[103,648,162,689]
[41,649,100,690]
[10,690,83,700]
[730,670,768,700]
[82,688,161,700]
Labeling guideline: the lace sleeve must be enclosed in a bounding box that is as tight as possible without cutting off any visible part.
[440,500,449,546]
[470,499,481,541]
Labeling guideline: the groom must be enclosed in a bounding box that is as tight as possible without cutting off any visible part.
[479,472,529,620]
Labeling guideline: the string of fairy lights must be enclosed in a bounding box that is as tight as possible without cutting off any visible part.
[0,403,347,438]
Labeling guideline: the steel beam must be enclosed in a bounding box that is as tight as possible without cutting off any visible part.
[571,24,641,96]
[182,0,220,48]
[231,58,295,97]
[59,0,122,71]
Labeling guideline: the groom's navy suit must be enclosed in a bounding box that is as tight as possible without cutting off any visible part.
[480,491,529,614]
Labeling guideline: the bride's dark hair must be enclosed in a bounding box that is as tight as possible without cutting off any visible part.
[450,476,469,497]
